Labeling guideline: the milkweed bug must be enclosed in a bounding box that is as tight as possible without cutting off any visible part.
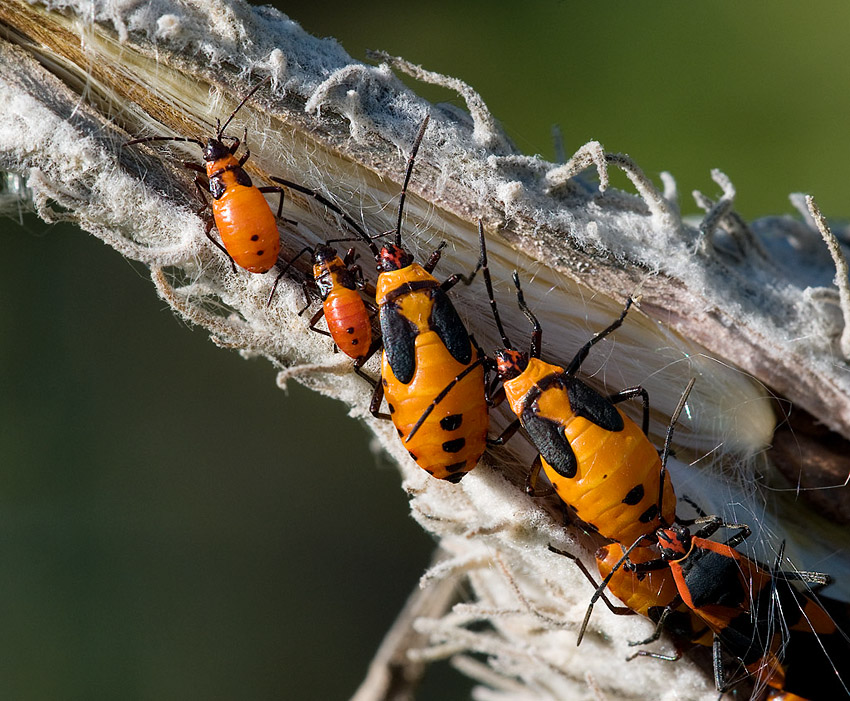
[636,520,846,697]
[483,270,676,546]
[263,178,382,375]
[548,540,712,662]
[589,516,848,697]
[540,378,703,651]
[354,115,489,482]
[126,80,285,279]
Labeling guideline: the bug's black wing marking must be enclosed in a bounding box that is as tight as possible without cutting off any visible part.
[680,548,746,610]
[567,378,625,432]
[521,407,578,479]
[429,288,472,365]
[382,302,419,384]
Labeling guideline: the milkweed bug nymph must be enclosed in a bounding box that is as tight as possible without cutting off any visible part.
[126,79,286,284]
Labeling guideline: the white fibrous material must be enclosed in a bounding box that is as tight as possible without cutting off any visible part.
[2,2,849,700]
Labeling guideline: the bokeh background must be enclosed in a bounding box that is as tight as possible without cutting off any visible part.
[2,2,850,699]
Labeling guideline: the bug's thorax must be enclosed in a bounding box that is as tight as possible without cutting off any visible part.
[375,262,437,305]
[313,256,349,299]
[656,525,693,562]
[500,356,564,415]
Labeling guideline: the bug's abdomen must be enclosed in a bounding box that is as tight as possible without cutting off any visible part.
[324,286,372,360]
[213,185,280,272]
[546,411,675,545]
[596,543,712,645]
[383,333,487,482]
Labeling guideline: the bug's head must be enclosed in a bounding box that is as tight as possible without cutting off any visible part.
[202,138,231,163]
[313,245,338,265]
[656,525,691,561]
[494,348,529,380]
[377,243,413,272]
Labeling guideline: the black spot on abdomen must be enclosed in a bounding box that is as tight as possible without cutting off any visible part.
[442,438,466,453]
[440,414,463,431]
[622,484,645,505]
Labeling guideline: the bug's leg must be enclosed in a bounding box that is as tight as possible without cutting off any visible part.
[526,455,556,497]
[194,185,236,273]
[440,238,486,291]
[688,515,742,543]
[486,371,506,407]
[628,606,674,646]
[713,636,731,693]
[488,418,520,447]
[404,358,487,442]
[192,175,212,211]
[258,185,294,223]
[353,339,382,388]
[423,241,447,274]
[342,247,358,266]
[307,308,333,338]
[350,265,367,291]
[607,385,650,436]
[183,161,206,174]
[369,378,391,421]
[548,545,634,617]
[626,647,681,663]
[292,282,314,315]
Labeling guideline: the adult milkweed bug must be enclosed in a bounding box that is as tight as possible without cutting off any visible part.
[354,115,489,482]
[483,270,676,546]
[539,377,703,650]
[126,80,286,280]
[632,519,846,697]
[588,516,848,697]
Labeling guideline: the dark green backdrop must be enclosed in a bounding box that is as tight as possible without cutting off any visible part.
[3,2,849,699]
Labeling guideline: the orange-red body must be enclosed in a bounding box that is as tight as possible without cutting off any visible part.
[501,356,676,545]
[207,152,280,273]
[595,543,712,647]
[376,263,487,481]
[653,524,844,698]
[313,251,371,359]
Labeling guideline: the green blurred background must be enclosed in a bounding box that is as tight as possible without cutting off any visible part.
[2,2,849,699]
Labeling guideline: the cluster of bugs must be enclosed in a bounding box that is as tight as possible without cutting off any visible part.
[126,82,849,701]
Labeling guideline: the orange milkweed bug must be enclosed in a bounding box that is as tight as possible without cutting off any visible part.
[264,180,382,378]
[549,540,712,658]
[537,377,704,650]
[354,115,490,483]
[594,542,713,653]
[126,80,286,280]
[592,517,849,697]
[483,270,676,546]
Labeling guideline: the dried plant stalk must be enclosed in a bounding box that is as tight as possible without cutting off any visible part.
[1,2,849,700]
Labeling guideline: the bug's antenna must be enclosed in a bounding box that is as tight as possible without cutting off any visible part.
[125,135,205,148]
[395,114,430,247]
[513,272,542,359]
[217,76,271,139]
[269,177,380,257]
[479,221,512,348]
[656,377,696,527]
